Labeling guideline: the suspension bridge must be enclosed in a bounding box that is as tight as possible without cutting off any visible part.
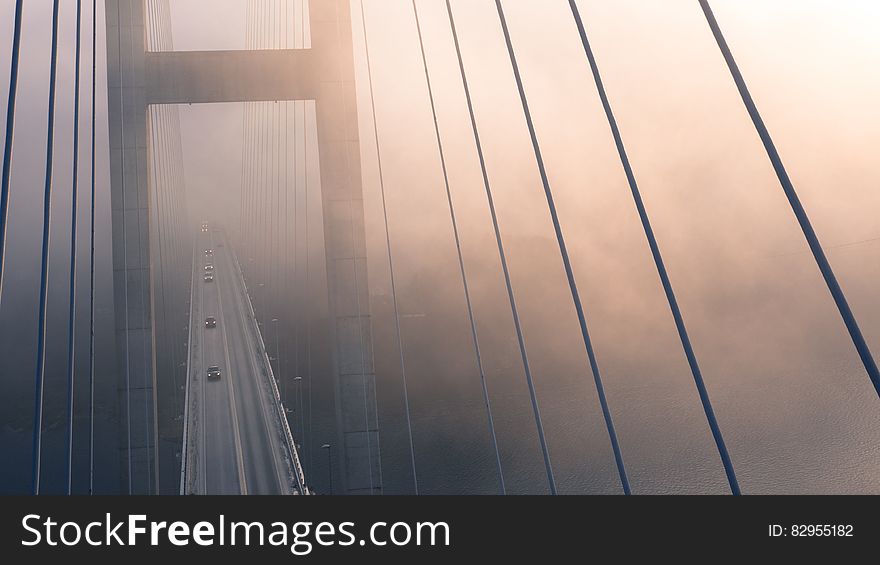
[1,0,878,496]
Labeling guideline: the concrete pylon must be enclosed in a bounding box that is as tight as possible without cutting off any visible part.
[105,0,380,495]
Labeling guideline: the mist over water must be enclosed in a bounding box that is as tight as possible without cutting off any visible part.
[2,0,880,494]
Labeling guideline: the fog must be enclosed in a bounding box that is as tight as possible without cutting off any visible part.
[1,0,879,494]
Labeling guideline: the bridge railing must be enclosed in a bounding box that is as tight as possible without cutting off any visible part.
[179,243,199,495]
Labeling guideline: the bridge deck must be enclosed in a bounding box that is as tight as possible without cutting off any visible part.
[182,230,301,495]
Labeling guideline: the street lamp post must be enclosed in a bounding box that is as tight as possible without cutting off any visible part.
[321,444,332,494]
[293,376,303,437]
[271,318,281,397]
[256,282,265,317]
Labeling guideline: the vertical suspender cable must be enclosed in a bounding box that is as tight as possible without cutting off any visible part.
[172,3,190,418]
[275,1,282,317]
[445,0,556,494]
[88,0,98,496]
[567,1,739,494]
[257,1,264,308]
[246,3,255,266]
[285,2,292,405]
[411,0,505,495]
[346,2,377,494]
[297,104,306,455]
[256,3,263,295]
[252,4,258,279]
[244,4,251,265]
[493,0,630,494]
[305,105,315,478]
[159,0,180,493]
[138,0,154,495]
[251,0,265,266]
[260,4,266,268]
[260,1,267,310]
[160,0,187,412]
[157,105,176,430]
[302,0,314,479]
[261,2,269,312]
[255,2,263,295]
[267,1,273,311]
[273,2,280,321]
[66,0,85,496]
[157,1,177,438]
[282,0,290,410]
[152,2,171,394]
[253,2,260,268]
[0,0,24,306]
[268,1,275,316]
[360,0,419,494]
[146,0,159,493]
[115,0,134,495]
[287,9,297,420]
[698,0,880,397]
[240,1,252,251]
[157,0,181,424]
[242,3,249,260]
[32,0,63,495]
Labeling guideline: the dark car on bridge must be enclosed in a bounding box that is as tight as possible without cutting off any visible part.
[207,366,222,381]
[205,317,217,329]
[205,249,214,256]
[204,273,214,283]
[204,264,214,272]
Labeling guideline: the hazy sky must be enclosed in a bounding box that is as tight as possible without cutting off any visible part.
[2,0,880,494]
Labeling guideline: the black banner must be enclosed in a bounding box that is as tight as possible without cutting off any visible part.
[0,496,874,561]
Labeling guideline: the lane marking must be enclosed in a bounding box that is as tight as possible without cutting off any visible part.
[216,250,249,495]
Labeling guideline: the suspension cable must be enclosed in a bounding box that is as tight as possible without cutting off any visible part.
[567,0,739,495]
[411,0,505,495]
[88,0,97,496]
[32,0,62,495]
[0,0,25,309]
[444,0,557,494]
[360,0,419,494]
[698,0,880,397]
[493,0,630,494]
[65,0,85,496]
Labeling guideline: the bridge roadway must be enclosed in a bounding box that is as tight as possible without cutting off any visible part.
[184,229,297,495]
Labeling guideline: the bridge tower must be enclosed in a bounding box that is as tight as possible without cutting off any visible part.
[106,0,379,495]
